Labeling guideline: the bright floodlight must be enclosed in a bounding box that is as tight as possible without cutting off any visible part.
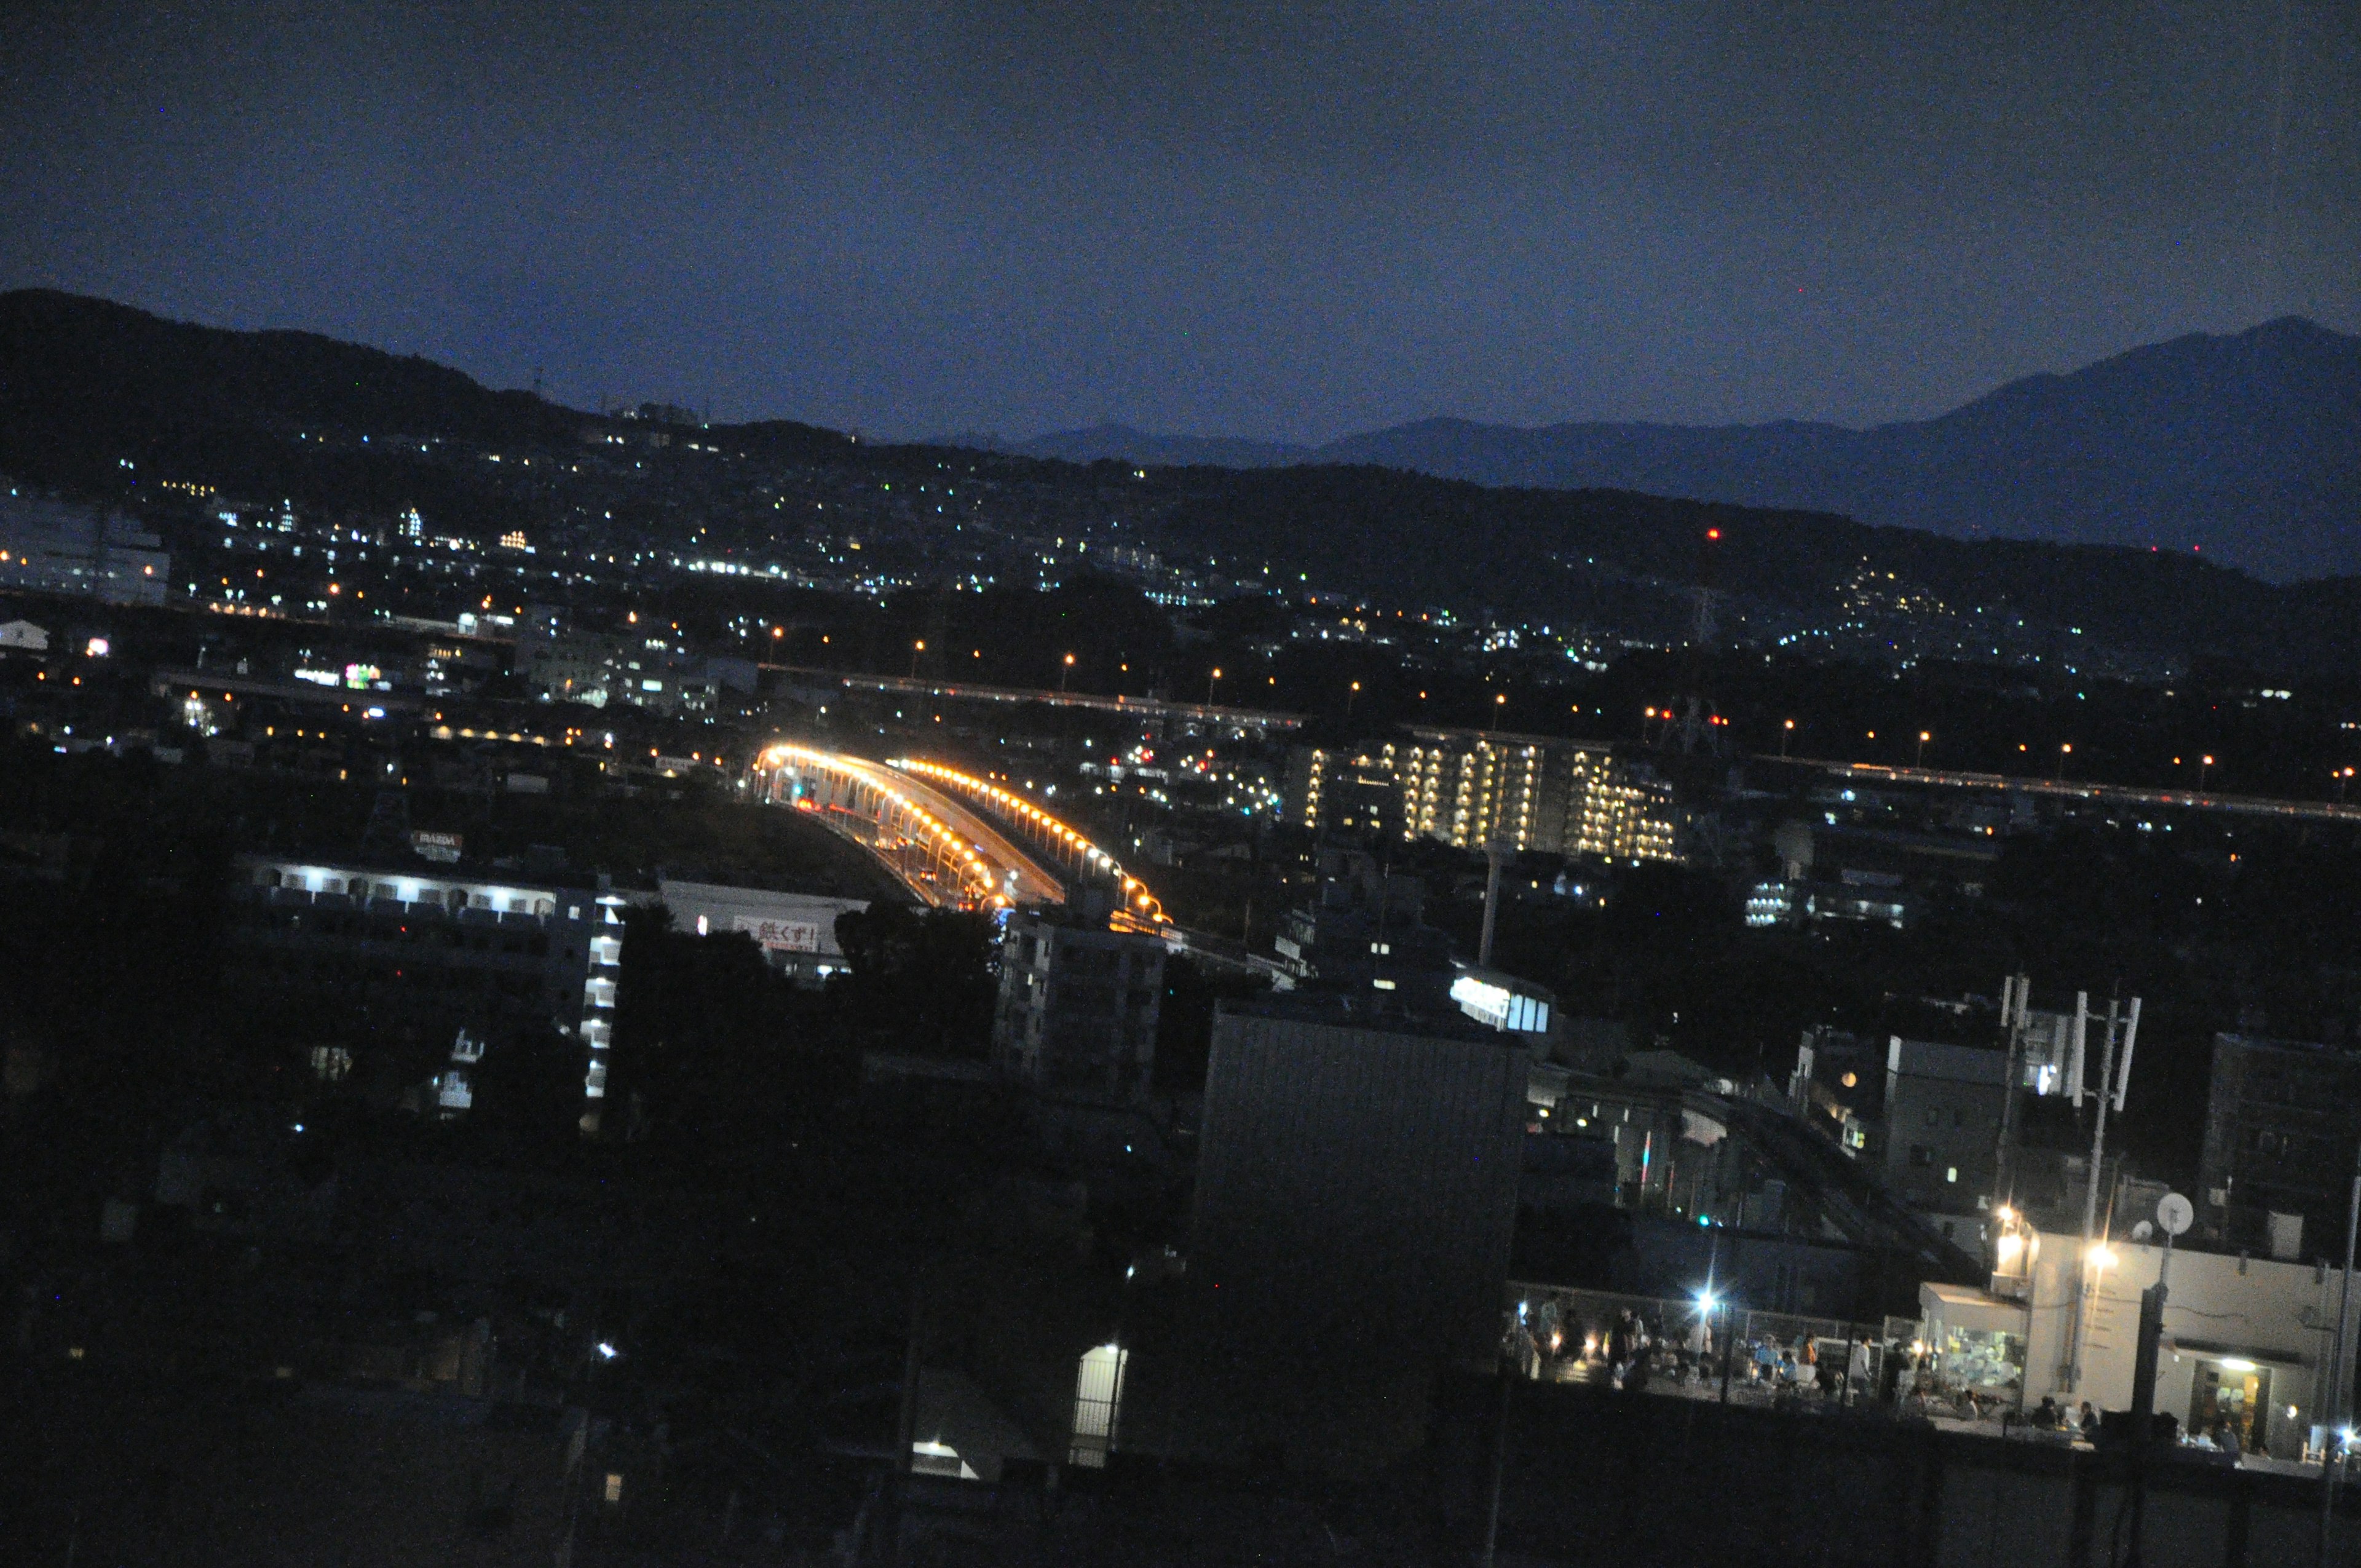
[596,1340,619,1360]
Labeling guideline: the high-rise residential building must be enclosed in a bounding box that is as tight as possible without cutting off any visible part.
[1568,760,1680,862]
[1286,743,1398,838]
[1390,730,1559,850]
[1287,730,1678,860]
[2195,1032,2361,1254]
[1388,728,1680,861]
[992,910,1168,1101]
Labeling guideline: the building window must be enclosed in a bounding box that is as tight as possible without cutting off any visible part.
[1946,1166,1960,1183]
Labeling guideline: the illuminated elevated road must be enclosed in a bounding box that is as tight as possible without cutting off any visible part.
[752,745,1067,909]
[1785,757,2361,826]
[762,663,1305,733]
[887,758,1168,929]
[750,745,1167,927]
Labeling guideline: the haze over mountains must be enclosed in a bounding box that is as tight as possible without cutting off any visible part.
[997,319,2361,584]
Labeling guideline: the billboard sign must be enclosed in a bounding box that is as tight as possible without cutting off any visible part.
[734,916,824,954]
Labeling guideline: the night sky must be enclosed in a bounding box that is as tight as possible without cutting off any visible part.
[4,2,2356,441]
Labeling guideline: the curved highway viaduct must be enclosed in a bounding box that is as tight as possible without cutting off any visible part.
[749,743,1166,927]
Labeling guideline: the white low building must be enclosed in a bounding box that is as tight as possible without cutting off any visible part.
[657,879,867,983]
[1920,1225,2343,1460]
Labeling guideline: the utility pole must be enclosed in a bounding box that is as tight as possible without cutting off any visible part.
[2322,1147,2361,1568]
[2125,1193,2189,1568]
[2064,992,2140,1393]
[1480,1363,1513,1568]
[883,1270,925,1568]
[1478,837,1506,968]
[1993,973,2031,1213]
[2132,1192,2191,1422]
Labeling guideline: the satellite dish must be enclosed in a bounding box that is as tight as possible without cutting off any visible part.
[2157,1193,2194,1237]
[2131,1221,2154,1242]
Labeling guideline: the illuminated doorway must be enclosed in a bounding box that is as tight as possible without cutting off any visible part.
[2189,1360,2271,1454]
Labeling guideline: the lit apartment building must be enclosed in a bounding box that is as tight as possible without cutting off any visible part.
[1367,729,1681,862]
[1391,733,1556,850]
[1572,768,1680,862]
[1286,745,1398,837]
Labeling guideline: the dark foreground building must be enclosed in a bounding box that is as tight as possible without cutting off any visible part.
[2197,1031,2361,1257]
[1138,993,1525,1468]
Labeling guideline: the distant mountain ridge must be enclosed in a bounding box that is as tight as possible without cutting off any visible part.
[989,423,1312,470]
[0,288,580,445]
[995,319,2361,581]
[5,287,2360,677]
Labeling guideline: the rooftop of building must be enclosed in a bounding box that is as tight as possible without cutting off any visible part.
[235,851,652,902]
[1215,988,1509,1046]
[2210,1030,2361,1061]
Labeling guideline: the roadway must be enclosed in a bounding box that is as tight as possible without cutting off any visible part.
[1782,756,2361,826]
[761,663,1306,731]
[753,744,1069,908]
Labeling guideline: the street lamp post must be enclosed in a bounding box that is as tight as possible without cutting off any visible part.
[909,639,925,678]
[2055,742,2073,783]
[1061,652,1075,693]
[2198,754,2214,793]
[1781,718,1795,758]
[1206,667,1222,706]
[1346,680,1361,722]
[1916,731,1931,768]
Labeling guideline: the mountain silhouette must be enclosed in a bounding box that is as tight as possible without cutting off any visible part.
[1003,319,2361,581]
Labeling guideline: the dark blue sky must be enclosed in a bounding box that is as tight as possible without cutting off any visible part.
[4,2,2355,441]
